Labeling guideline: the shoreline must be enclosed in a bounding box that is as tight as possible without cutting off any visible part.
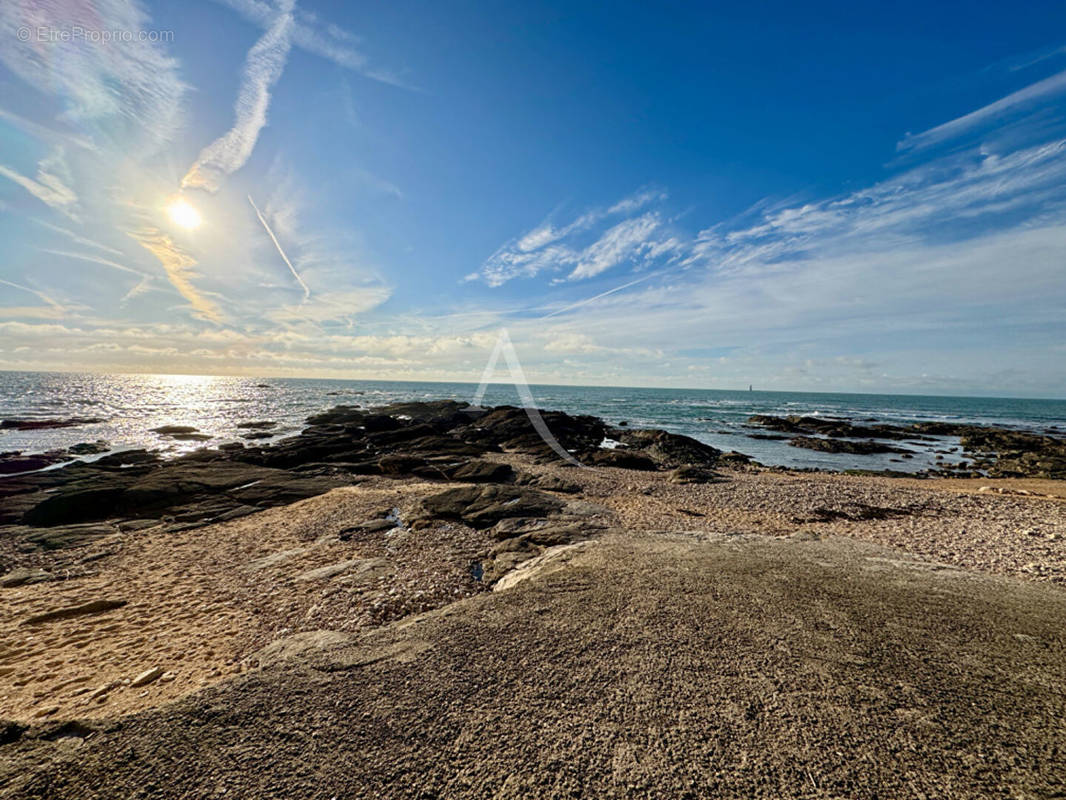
[3,402,1066,480]
[0,401,1064,796]
[3,375,1066,476]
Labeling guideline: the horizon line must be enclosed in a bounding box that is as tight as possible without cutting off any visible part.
[0,366,1062,404]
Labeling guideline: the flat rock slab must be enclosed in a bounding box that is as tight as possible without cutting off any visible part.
[21,522,121,550]
[251,630,359,668]
[6,533,1065,798]
[493,541,593,592]
[295,558,389,582]
[417,484,565,528]
[0,567,54,588]
[242,548,311,572]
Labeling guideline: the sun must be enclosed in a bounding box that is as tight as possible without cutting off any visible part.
[166,197,202,230]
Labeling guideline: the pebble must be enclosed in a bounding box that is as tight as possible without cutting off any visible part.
[130,667,164,687]
[87,681,119,701]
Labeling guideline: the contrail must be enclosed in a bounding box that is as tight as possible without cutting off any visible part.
[0,278,65,312]
[248,194,311,299]
[540,272,656,319]
[182,0,296,191]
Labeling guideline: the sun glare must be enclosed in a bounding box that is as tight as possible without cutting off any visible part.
[166,198,202,230]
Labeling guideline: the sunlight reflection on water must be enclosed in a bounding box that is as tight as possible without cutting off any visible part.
[1,371,1064,472]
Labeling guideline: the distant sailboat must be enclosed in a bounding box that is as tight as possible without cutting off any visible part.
[749,384,753,392]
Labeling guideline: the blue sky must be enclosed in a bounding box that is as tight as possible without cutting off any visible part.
[1,0,1065,396]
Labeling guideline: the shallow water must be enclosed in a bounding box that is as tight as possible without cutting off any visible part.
[1,371,1064,473]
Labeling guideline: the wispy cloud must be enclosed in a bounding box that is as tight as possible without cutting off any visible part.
[0,278,66,318]
[183,0,296,192]
[121,276,156,304]
[42,249,148,278]
[0,109,96,152]
[0,147,78,218]
[129,228,223,323]
[470,189,676,286]
[565,213,663,281]
[898,68,1066,153]
[454,68,1066,393]
[0,0,185,151]
[208,0,407,86]
[31,220,123,257]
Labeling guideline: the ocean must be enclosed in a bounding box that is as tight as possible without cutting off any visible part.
[2,370,1065,474]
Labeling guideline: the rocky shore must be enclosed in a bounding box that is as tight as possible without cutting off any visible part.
[0,401,1064,798]
[747,414,1066,478]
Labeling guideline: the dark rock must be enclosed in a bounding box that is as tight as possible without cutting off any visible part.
[0,450,72,474]
[120,463,284,509]
[789,437,909,455]
[377,454,429,475]
[417,485,564,528]
[490,517,550,539]
[23,598,127,625]
[24,522,119,550]
[449,460,515,483]
[0,720,26,745]
[366,424,439,447]
[67,441,110,456]
[456,406,606,462]
[668,465,723,484]
[748,415,929,441]
[0,567,55,587]
[237,421,277,430]
[0,417,103,431]
[517,473,582,494]
[585,449,659,470]
[117,519,159,532]
[226,474,352,506]
[378,400,485,431]
[151,425,201,436]
[305,406,366,426]
[22,487,129,527]
[616,429,721,468]
[91,450,159,468]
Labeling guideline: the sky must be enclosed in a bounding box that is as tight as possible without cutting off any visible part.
[1,1,1065,397]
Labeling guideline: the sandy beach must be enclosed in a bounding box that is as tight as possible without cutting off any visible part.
[1,402,1064,797]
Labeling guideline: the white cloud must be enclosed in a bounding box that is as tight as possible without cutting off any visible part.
[0,147,78,217]
[471,190,677,286]
[183,0,295,192]
[208,0,405,86]
[0,278,66,318]
[566,213,662,281]
[0,0,185,151]
[30,219,123,256]
[898,69,1066,153]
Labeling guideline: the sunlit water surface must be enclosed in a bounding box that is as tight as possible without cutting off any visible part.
[1,371,1065,473]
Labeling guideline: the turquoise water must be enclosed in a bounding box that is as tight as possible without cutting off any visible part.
[1,371,1064,473]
